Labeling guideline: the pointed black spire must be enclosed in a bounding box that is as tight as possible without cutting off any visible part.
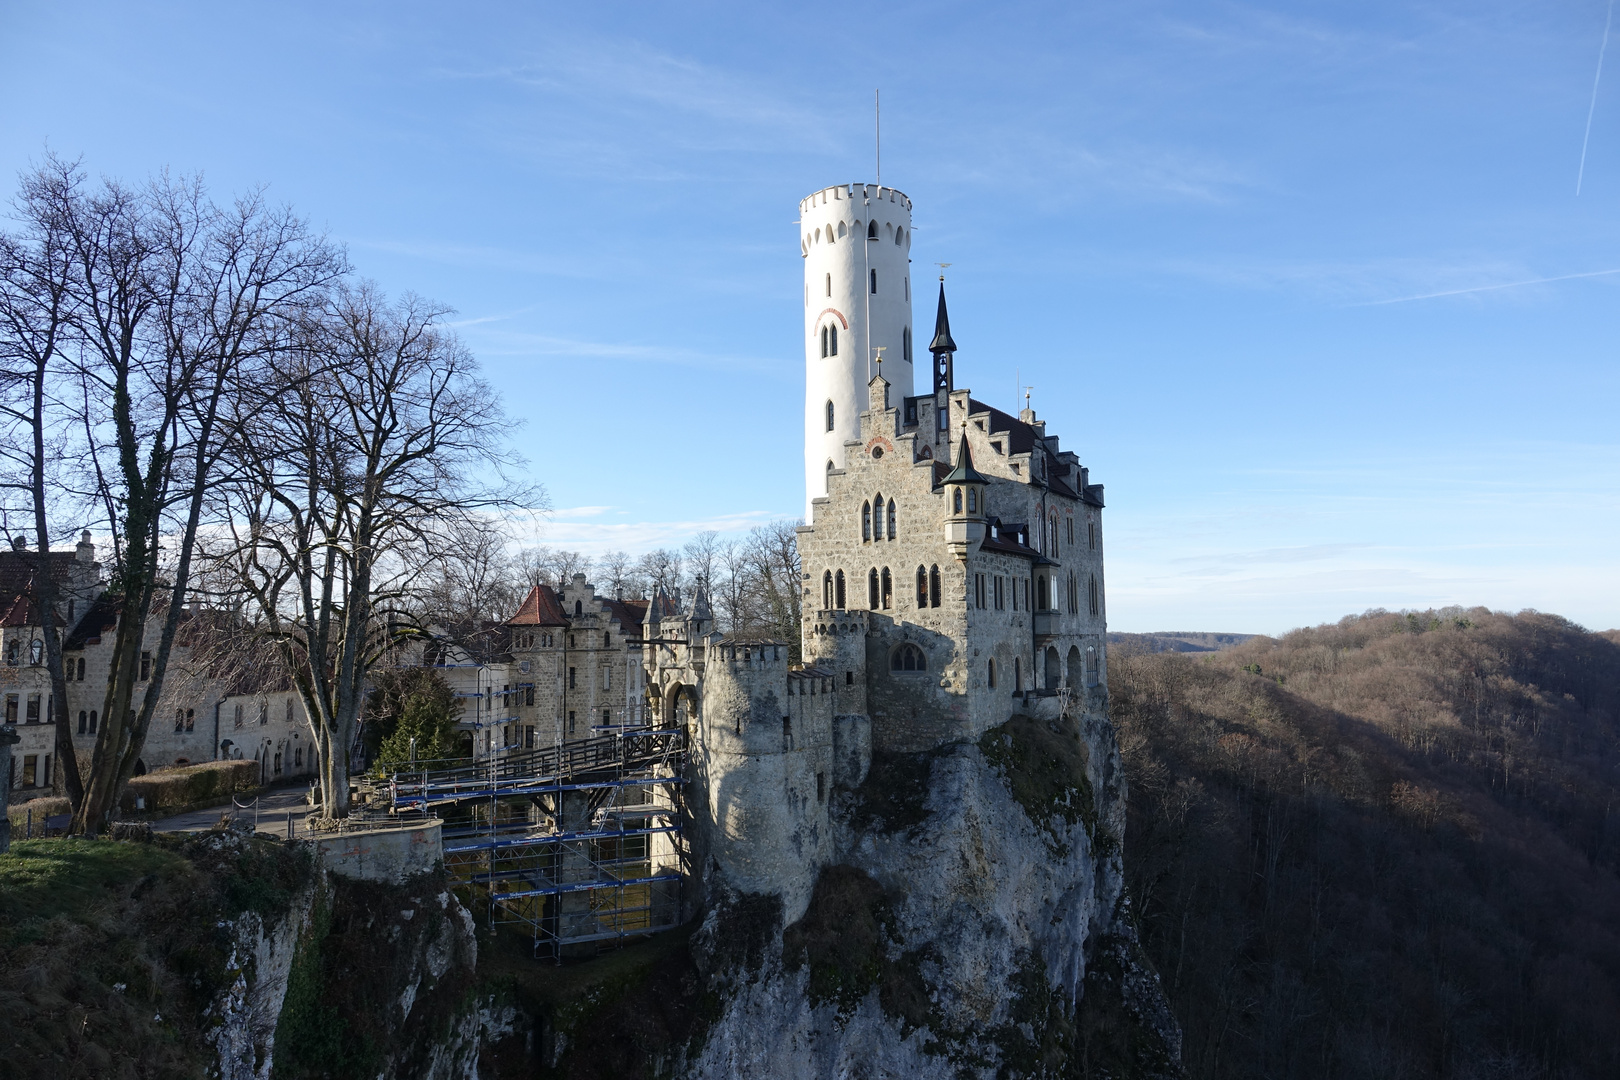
[928,280,957,354]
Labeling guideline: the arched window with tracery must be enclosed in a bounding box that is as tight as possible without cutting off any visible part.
[861,501,871,541]
[868,568,880,609]
[891,643,927,671]
[881,567,892,609]
[916,565,928,607]
[887,499,896,539]
[835,569,846,608]
[929,565,941,608]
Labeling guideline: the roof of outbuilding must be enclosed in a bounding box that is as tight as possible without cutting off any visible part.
[507,584,569,627]
[0,551,86,628]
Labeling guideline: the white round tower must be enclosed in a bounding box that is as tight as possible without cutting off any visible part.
[801,183,915,517]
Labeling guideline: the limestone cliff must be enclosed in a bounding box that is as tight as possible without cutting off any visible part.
[535,702,1182,1079]
[686,705,1180,1079]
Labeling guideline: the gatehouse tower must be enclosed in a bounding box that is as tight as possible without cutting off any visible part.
[800,184,915,515]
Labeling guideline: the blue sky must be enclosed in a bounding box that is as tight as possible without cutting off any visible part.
[3,1,1617,633]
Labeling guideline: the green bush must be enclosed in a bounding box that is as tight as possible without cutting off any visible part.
[371,675,465,771]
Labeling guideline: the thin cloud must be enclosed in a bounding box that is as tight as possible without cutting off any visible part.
[1357,267,1620,306]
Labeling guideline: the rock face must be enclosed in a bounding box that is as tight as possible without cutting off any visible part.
[685,704,1182,1079]
[204,831,506,1080]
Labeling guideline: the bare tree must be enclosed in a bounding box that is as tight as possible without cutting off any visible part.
[421,517,524,626]
[744,520,802,656]
[0,161,84,804]
[218,285,533,818]
[636,548,684,605]
[684,530,720,596]
[714,538,749,633]
[2,158,343,833]
[517,545,592,590]
[597,549,634,599]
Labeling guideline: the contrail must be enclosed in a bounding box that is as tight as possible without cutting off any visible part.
[1361,267,1620,305]
[1577,0,1615,195]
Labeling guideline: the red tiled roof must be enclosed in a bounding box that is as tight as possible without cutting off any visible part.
[507,584,568,626]
[0,551,88,628]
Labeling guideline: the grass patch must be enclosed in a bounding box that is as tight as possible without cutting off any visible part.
[0,833,310,1079]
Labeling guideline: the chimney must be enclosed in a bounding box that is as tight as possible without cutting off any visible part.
[9,535,26,552]
[76,531,95,564]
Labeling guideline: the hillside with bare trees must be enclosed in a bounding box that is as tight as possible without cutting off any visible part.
[1112,608,1620,1079]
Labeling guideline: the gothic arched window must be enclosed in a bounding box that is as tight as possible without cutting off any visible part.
[929,565,941,608]
[916,565,928,608]
[829,324,838,355]
[820,325,829,358]
[1089,574,1100,616]
[823,570,834,610]
[868,568,880,609]
[953,489,963,514]
[861,501,872,542]
[881,567,892,609]
[886,499,896,539]
[868,220,878,239]
[835,569,846,609]
[826,400,835,431]
[891,643,926,672]
[966,489,977,514]
[987,658,997,689]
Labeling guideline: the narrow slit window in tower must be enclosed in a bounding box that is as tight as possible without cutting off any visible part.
[826,400,835,431]
[870,269,877,294]
[887,499,896,539]
[826,272,832,297]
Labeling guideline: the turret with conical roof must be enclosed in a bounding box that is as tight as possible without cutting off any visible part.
[943,427,989,558]
[929,280,956,394]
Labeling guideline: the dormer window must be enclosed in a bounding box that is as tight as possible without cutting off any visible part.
[991,441,1003,455]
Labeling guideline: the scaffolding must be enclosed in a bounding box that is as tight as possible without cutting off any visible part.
[388,728,688,959]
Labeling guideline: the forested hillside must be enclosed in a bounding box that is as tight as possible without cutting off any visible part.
[1112,608,1620,1080]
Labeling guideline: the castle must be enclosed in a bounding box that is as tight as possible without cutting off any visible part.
[621,183,1109,919]
[3,183,1109,934]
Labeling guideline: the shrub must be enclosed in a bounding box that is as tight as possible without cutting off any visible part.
[118,759,259,814]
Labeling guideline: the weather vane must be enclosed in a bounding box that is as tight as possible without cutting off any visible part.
[936,261,951,281]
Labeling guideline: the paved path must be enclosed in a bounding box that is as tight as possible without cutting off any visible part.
[152,783,318,839]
